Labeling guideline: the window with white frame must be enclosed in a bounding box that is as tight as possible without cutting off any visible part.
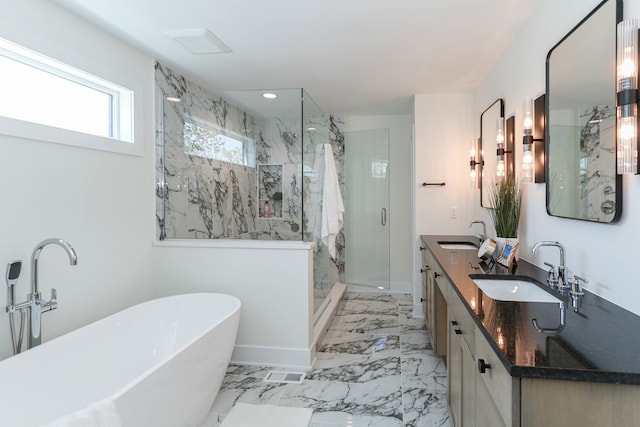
[184,117,256,167]
[0,37,137,154]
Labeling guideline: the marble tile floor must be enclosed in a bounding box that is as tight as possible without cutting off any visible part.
[204,291,452,427]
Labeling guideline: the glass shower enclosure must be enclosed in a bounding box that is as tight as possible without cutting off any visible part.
[154,62,343,325]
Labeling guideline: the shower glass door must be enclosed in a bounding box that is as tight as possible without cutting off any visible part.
[344,129,390,289]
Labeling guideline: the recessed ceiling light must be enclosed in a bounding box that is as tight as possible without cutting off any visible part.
[307,127,317,132]
[163,28,231,55]
[166,96,181,103]
[262,93,278,99]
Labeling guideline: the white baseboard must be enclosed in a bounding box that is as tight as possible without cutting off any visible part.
[231,344,313,371]
[413,303,425,319]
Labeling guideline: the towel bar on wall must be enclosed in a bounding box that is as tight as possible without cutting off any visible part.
[422,182,446,187]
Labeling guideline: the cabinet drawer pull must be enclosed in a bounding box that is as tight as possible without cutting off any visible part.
[451,320,458,325]
[420,298,425,302]
[454,329,462,335]
[434,272,441,278]
[420,267,430,273]
[419,246,425,251]
[478,358,491,373]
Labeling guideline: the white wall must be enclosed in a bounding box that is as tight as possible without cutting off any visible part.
[344,115,413,292]
[0,0,315,368]
[151,241,314,369]
[470,0,640,316]
[0,0,156,360]
[413,94,475,314]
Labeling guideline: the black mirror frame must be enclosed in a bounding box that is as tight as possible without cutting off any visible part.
[544,0,623,223]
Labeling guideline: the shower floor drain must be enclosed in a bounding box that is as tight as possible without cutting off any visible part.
[263,370,306,384]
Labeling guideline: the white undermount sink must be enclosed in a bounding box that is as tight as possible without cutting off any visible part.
[438,241,478,250]
[472,278,561,303]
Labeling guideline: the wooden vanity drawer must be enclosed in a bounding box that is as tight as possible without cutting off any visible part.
[446,285,475,354]
[475,324,520,426]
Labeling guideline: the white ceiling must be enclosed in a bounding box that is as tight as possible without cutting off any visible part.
[53,0,544,115]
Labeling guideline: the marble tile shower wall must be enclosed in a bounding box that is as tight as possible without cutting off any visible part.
[155,63,259,239]
[254,115,304,239]
[158,64,303,240]
[304,115,346,291]
[154,62,347,282]
[580,105,615,221]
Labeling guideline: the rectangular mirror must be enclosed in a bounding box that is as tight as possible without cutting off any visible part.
[546,0,622,223]
[480,98,504,207]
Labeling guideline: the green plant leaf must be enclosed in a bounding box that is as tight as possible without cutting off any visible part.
[488,177,521,238]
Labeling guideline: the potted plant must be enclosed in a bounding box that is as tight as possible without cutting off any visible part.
[489,176,522,261]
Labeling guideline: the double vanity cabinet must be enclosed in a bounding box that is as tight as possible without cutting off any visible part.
[420,235,640,427]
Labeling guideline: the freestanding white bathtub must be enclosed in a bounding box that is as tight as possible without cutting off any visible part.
[0,293,241,427]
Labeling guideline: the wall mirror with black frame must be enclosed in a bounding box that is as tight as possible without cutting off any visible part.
[480,98,505,208]
[546,0,622,223]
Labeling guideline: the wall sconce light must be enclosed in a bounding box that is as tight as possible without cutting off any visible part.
[522,95,546,183]
[522,97,534,182]
[496,116,514,179]
[496,118,506,178]
[469,138,483,188]
[617,18,639,174]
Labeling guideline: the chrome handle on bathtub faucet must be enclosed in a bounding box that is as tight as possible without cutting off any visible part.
[42,288,58,312]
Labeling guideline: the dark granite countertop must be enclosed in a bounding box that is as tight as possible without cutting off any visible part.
[421,234,640,385]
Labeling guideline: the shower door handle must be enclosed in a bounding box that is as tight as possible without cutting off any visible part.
[381,208,387,226]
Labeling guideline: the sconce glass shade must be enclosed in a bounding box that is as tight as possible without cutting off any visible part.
[522,146,534,183]
[522,97,534,183]
[470,139,477,184]
[496,157,505,178]
[496,117,505,178]
[469,138,482,188]
[617,19,639,174]
[523,97,534,132]
[496,118,505,143]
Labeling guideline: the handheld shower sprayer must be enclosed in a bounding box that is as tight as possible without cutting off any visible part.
[6,260,22,306]
[6,260,21,281]
[6,260,25,355]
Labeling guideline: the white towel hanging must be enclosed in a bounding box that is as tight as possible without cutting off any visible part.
[319,144,344,259]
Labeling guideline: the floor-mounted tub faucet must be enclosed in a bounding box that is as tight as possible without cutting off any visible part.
[532,241,567,289]
[28,238,78,348]
[469,220,487,243]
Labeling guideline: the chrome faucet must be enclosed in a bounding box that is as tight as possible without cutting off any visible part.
[27,238,78,348]
[532,241,567,289]
[469,220,487,243]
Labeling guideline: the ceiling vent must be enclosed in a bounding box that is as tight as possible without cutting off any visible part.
[163,28,231,54]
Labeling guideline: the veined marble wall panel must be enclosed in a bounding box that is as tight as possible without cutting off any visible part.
[579,105,616,222]
[329,115,346,276]
[302,115,346,284]
[156,62,261,239]
[162,157,258,239]
[162,160,189,239]
[254,116,304,240]
[156,62,322,241]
